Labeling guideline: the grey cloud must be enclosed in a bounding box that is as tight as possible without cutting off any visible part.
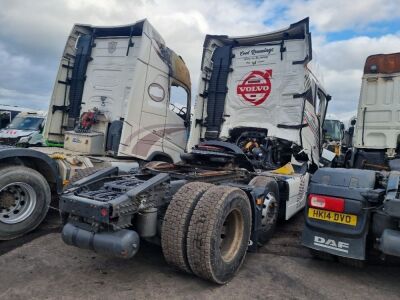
[0,0,399,120]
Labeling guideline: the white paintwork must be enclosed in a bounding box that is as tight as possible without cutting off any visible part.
[80,37,141,122]
[221,42,305,142]
[189,31,328,167]
[0,129,36,139]
[44,20,190,162]
[321,148,336,162]
[284,173,309,220]
[64,131,105,155]
[188,19,329,220]
[354,71,400,150]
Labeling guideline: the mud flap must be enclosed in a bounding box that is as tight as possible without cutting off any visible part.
[302,225,367,260]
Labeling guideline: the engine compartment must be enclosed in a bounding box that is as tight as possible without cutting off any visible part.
[228,127,307,170]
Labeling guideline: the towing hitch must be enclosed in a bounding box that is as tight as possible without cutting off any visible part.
[62,223,140,259]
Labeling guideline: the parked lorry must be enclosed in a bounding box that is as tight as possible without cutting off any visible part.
[302,52,400,265]
[0,19,192,240]
[59,18,331,284]
[0,111,46,147]
[346,52,400,171]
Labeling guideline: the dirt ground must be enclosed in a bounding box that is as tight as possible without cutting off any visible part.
[0,212,399,300]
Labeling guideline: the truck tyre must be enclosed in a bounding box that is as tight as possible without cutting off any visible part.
[249,176,280,245]
[0,166,51,240]
[161,182,212,273]
[187,186,252,284]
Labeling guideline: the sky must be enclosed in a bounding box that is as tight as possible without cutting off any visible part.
[0,0,400,122]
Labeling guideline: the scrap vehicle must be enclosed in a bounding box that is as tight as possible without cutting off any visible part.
[59,18,331,284]
[0,111,46,147]
[0,105,38,129]
[302,52,400,265]
[0,19,192,240]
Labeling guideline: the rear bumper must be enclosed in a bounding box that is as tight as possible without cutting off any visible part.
[60,194,112,223]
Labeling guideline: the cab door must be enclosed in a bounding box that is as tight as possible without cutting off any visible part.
[135,68,168,160]
[163,83,190,161]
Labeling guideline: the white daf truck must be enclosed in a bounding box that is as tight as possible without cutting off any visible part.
[59,18,331,284]
[347,52,400,170]
[0,19,192,240]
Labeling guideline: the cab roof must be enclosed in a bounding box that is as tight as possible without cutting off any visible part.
[364,52,400,75]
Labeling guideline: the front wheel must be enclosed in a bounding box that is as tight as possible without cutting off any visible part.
[0,166,51,240]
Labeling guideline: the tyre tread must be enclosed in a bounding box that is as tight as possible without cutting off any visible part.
[161,182,212,273]
[187,185,250,283]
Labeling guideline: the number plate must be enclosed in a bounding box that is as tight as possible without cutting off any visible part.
[308,208,357,226]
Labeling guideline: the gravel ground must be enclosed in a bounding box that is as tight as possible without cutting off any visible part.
[0,213,399,300]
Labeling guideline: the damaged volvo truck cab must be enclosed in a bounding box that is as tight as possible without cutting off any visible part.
[185,17,331,219]
[60,18,331,284]
[45,19,191,162]
[189,19,330,171]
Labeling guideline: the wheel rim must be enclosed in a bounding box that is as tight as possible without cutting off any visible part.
[219,208,244,262]
[0,182,37,224]
[261,192,278,227]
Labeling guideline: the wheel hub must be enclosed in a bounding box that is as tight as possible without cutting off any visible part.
[0,182,37,224]
[219,208,244,262]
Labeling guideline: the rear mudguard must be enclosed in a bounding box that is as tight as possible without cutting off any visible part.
[0,146,63,193]
[302,168,376,259]
[302,224,368,259]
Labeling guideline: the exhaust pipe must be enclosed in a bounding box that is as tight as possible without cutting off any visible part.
[62,223,140,259]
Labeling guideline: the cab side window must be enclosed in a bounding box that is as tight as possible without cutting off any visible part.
[169,85,188,120]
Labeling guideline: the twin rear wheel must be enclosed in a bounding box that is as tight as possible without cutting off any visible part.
[161,182,252,284]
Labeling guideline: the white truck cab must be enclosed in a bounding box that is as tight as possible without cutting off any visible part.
[44,19,191,163]
[351,52,400,170]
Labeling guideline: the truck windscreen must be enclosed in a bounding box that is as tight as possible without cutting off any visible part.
[324,120,341,141]
[6,117,44,131]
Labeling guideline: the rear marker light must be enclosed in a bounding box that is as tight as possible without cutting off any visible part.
[308,194,345,213]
